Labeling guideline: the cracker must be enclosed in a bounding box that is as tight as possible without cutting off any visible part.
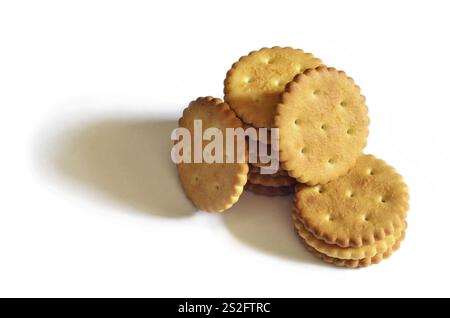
[245,182,293,197]
[294,155,409,247]
[293,211,406,260]
[176,97,249,212]
[248,172,296,187]
[300,234,403,268]
[224,47,323,128]
[274,66,369,185]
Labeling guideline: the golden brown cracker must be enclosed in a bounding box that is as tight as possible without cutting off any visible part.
[275,66,369,185]
[294,155,409,247]
[224,47,323,128]
[176,97,249,212]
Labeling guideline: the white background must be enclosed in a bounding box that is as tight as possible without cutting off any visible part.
[0,0,449,297]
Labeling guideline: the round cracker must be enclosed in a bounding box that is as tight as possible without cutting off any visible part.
[245,183,293,197]
[248,172,296,187]
[293,211,406,260]
[176,97,248,212]
[275,66,369,185]
[224,47,323,128]
[294,155,409,247]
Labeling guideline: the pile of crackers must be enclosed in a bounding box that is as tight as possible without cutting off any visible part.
[175,47,409,268]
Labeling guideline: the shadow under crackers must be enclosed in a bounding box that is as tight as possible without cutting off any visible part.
[48,117,195,218]
[222,191,324,266]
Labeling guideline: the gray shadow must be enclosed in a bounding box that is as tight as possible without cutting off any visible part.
[223,191,323,265]
[49,118,195,218]
[41,115,327,264]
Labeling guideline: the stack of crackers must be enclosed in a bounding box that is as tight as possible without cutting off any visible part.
[175,47,409,268]
[245,137,297,196]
